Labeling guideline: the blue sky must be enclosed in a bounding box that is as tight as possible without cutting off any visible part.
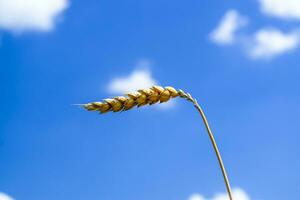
[1,0,300,200]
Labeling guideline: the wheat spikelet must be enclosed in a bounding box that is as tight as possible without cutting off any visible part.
[82,85,194,114]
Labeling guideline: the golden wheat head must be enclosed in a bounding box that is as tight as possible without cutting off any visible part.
[82,85,194,114]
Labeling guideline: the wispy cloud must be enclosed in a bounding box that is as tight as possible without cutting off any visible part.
[188,188,250,200]
[210,9,248,45]
[259,0,300,20]
[0,0,69,32]
[248,28,300,59]
[0,192,14,200]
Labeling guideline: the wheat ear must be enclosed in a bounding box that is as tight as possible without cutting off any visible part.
[82,85,233,200]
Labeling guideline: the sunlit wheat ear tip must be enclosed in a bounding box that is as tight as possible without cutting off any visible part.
[83,103,94,111]
[83,102,102,111]
[93,99,110,113]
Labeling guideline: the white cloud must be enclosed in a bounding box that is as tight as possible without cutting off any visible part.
[0,0,69,32]
[107,61,177,109]
[107,68,157,94]
[0,192,14,200]
[189,194,206,200]
[210,9,248,45]
[107,60,156,94]
[188,188,250,200]
[248,28,300,59]
[259,0,300,20]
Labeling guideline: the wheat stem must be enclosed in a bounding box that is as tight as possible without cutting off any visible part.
[82,86,233,200]
[177,89,233,200]
[190,99,233,200]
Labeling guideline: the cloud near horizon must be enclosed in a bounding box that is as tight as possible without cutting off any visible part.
[0,0,69,32]
[188,188,250,200]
